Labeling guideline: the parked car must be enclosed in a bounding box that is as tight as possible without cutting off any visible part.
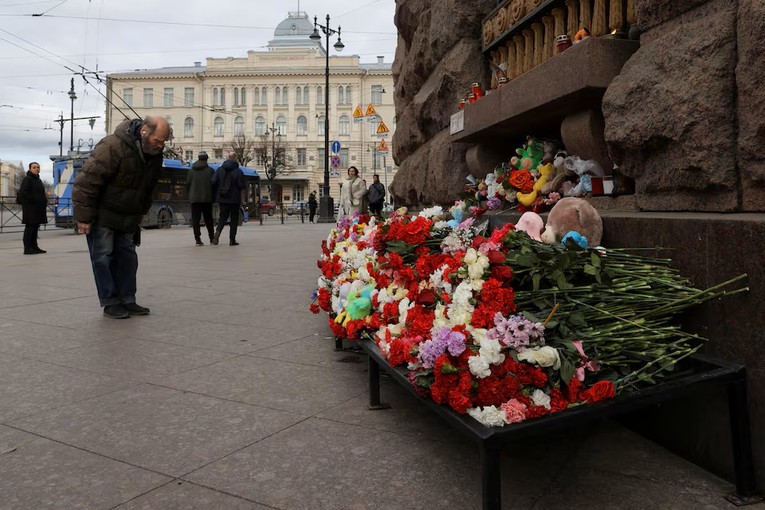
[259,198,277,216]
[286,200,309,216]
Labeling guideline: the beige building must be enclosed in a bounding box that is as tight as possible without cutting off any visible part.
[104,11,396,205]
[0,160,24,198]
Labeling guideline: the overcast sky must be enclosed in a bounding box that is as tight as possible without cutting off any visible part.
[0,0,397,182]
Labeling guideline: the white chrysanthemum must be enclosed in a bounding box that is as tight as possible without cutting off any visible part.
[467,406,509,427]
[468,355,492,378]
[531,389,551,410]
[433,220,450,229]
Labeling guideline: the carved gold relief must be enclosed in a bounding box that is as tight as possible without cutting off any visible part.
[579,0,591,31]
[592,0,607,37]
[509,0,526,23]
[483,19,495,46]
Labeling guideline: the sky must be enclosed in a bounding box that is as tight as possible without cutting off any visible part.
[0,0,398,182]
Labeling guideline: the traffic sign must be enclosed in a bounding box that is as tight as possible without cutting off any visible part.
[331,140,341,154]
[365,103,378,117]
[352,105,364,123]
[374,120,390,138]
[376,139,389,153]
[331,155,341,169]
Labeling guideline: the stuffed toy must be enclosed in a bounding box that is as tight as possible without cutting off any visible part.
[510,137,544,172]
[335,284,376,326]
[562,155,605,197]
[540,197,603,247]
[541,150,570,195]
[517,161,554,206]
[515,211,544,241]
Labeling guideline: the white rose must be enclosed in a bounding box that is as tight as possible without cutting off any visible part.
[518,346,561,370]
[468,406,508,427]
[464,248,479,265]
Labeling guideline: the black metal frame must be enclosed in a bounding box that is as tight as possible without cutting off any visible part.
[360,338,761,509]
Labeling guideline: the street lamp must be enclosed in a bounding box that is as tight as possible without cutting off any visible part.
[68,77,77,153]
[310,14,344,223]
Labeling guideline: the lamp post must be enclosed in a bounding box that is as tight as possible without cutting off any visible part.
[68,77,77,153]
[310,14,344,223]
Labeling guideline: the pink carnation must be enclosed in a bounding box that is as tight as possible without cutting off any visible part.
[500,398,528,424]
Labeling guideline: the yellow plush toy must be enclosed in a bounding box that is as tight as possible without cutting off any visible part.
[516,162,554,207]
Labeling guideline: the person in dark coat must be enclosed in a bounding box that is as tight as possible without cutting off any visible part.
[186,151,215,246]
[211,157,246,246]
[18,161,48,254]
[72,115,171,319]
[307,191,317,223]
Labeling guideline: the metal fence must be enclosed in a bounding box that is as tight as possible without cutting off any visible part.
[0,196,58,234]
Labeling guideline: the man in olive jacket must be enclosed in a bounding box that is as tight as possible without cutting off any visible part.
[72,115,171,319]
[186,151,215,246]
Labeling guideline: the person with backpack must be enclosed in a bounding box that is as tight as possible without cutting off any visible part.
[211,157,246,246]
[367,174,386,216]
[186,151,215,246]
[17,161,48,254]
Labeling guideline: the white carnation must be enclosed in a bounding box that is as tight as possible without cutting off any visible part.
[468,355,492,378]
[468,406,508,427]
[531,389,551,410]
[517,346,561,370]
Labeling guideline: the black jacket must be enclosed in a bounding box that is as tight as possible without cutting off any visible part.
[18,171,48,225]
[72,118,163,232]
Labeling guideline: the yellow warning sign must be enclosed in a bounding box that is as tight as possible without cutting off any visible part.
[352,105,363,118]
[365,103,378,117]
[377,139,389,152]
[375,120,390,137]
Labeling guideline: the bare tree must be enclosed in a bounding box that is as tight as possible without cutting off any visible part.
[224,133,258,167]
[251,132,293,203]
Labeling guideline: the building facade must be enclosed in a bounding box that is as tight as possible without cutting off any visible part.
[104,12,396,205]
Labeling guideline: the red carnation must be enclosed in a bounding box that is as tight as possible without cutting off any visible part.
[581,380,616,403]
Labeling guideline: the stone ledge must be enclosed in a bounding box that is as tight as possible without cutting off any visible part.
[451,37,639,143]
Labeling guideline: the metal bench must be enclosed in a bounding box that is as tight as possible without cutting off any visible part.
[359,338,761,510]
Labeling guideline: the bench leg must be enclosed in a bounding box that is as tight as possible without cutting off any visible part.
[367,355,391,410]
[725,375,763,505]
[481,445,501,510]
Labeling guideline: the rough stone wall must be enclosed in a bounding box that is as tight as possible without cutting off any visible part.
[390,0,495,206]
[604,0,765,212]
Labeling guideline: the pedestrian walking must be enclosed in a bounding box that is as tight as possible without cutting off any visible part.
[186,151,215,245]
[211,157,246,246]
[338,166,366,219]
[72,115,171,319]
[367,174,386,216]
[17,161,48,254]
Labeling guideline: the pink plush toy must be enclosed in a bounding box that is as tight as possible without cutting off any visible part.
[514,211,544,241]
[540,197,603,247]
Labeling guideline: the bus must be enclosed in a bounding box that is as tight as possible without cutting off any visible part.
[52,155,261,229]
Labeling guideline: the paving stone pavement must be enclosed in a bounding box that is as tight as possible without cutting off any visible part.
[0,224,762,510]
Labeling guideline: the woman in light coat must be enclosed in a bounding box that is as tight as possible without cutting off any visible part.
[339,166,366,218]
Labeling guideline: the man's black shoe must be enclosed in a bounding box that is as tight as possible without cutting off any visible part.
[23,250,40,255]
[230,240,239,246]
[211,233,220,245]
[123,303,150,316]
[35,248,47,253]
[103,304,130,319]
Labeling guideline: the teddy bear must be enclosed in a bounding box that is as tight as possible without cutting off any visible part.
[540,197,603,247]
[540,150,569,195]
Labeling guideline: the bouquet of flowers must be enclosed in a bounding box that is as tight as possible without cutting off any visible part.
[313,204,747,427]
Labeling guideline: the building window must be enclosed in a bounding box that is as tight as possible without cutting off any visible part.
[184,87,194,107]
[297,148,307,166]
[233,87,239,106]
[316,86,323,104]
[345,86,352,105]
[303,87,309,105]
[240,86,246,106]
[163,87,173,107]
[214,148,223,159]
[282,87,288,105]
[184,117,194,138]
[275,87,281,105]
[185,150,193,161]
[143,88,153,108]
[371,85,383,106]
[212,87,219,106]
[276,115,287,136]
[339,115,350,136]
[214,116,224,137]
[296,86,302,105]
[123,88,133,107]
[317,115,325,133]
[254,116,266,136]
[296,115,307,136]
[253,87,260,105]
[220,87,226,106]
[338,86,345,104]
[293,184,305,201]
[261,87,267,105]
[318,148,325,171]
[234,116,244,136]
[340,148,349,168]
